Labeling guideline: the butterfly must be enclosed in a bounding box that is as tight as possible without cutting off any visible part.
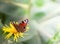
[12,19,28,32]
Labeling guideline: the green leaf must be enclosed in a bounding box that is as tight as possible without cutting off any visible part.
[32,12,45,21]
[35,0,44,7]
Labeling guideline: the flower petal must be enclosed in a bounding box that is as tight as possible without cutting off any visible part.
[5,33,13,39]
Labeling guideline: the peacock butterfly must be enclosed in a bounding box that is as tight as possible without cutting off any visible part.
[12,19,28,32]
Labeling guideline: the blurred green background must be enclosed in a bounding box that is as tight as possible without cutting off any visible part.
[0,0,60,44]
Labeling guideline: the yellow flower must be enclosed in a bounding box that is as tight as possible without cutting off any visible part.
[2,22,29,42]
